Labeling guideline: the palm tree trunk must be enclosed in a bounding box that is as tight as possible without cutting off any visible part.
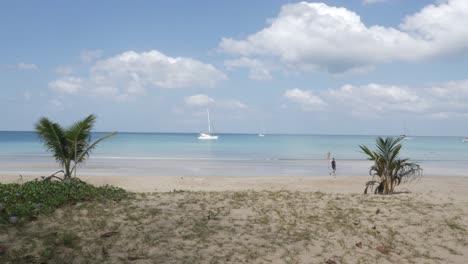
[64,160,71,181]
[384,174,390,194]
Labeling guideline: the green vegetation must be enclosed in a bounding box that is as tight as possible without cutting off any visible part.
[0,179,127,225]
[360,136,423,194]
[35,114,116,181]
[0,115,125,224]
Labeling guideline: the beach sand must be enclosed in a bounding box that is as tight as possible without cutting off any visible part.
[1,174,467,263]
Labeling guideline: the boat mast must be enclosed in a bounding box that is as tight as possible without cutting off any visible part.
[207,109,211,134]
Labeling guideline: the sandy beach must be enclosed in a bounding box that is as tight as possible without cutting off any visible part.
[2,173,468,263]
[2,173,468,198]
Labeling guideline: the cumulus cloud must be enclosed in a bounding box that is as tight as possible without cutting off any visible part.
[80,50,102,63]
[90,50,226,90]
[220,0,468,74]
[185,94,215,106]
[325,84,429,117]
[48,77,83,94]
[49,50,226,100]
[284,89,326,111]
[284,80,468,119]
[16,62,38,70]
[185,94,248,109]
[224,57,273,80]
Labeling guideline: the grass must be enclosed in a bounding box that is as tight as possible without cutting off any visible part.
[0,178,127,225]
[0,190,466,263]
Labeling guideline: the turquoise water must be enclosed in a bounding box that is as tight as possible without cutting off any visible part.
[0,131,467,176]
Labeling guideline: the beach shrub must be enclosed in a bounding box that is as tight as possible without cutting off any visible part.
[359,136,422,194]
[35,114,116,181]
[0,179,127,225]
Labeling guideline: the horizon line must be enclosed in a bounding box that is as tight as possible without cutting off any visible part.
[0,130,466,138]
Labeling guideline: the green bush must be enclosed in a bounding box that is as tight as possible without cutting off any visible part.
[0,179,127,224]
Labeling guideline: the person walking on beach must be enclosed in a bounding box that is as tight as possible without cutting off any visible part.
[331,158,336,176]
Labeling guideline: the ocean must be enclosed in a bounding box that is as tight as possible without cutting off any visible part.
[0,131,467,177]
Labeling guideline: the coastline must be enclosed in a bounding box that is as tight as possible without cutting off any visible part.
[2,173,467,198]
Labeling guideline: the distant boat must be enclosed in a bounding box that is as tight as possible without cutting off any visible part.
[462,138,468,142]
[400,135,412,140]
[198,109,218,140]
[400,121,412,140]
[258,123,266,137]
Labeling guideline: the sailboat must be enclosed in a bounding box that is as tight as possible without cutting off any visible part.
[198,109,218,140]
[400,121,412,140]
[258,123,266,137]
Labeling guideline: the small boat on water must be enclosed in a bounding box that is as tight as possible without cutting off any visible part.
[258,133,265,137]
[462,138,468,142]
[400,121,412,140]
[198,109,218,140]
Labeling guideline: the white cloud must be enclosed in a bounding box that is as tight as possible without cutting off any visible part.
[362,0,387,4]
[50,50,226,100]
[220,0,468,74]
[224,57,273,80]
[48,77,83,94]
[80,50,102,63]
[284,80,468,119]
[185,94,248,109]
[325,83,429,117]
[223,100,248,109]
[284,88,326,111]
[16,62,38,70]
[185,94,215,106]
[55,65,74,75]
[90,50,226,90]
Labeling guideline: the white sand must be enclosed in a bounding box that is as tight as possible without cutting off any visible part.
[2,173,468,263]
[2,173,467,199]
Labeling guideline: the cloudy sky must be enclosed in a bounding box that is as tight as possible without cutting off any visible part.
[1,0,468,135]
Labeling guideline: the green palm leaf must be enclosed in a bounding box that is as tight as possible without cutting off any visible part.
[35,114,116,181]
[360,136,422,194]
[35,118,68,166]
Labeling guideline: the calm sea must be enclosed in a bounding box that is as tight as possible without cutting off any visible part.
[0,131,467,177]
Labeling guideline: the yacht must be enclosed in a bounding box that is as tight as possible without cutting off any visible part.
[198,109,218,140]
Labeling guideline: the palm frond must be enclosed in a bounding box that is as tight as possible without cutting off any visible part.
[360,136,422,194]
[70,131,117,175]
[66,114,96,163]
[35,117,68,165]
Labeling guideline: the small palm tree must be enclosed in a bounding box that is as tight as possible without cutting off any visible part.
[359,136,422,194]
[35,114,116,181]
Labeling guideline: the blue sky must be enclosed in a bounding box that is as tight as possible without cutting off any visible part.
[1,0,468,135]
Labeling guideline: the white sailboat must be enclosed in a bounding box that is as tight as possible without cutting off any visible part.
[258,123,265,137]
[400,122,412,140]
[198,109,218,140]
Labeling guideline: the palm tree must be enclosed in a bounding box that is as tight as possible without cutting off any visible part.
[359,136,422,194]
[35,114,116,181]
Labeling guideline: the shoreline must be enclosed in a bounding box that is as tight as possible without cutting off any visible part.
[1,158,468,177]
[2,173,468,199]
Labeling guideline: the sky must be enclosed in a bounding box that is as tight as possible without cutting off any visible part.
[1,0,468,136]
